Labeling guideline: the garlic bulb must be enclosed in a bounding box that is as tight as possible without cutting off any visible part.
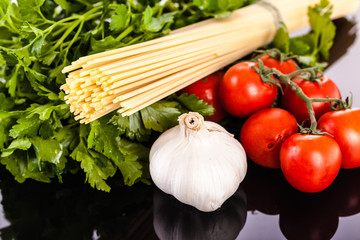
[150,112,247,212]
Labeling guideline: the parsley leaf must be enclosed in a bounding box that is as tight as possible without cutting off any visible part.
[307,0,336,59]
[31,136,67,171]
[273,0,336,68]
[88,119,125,164]
[140,101,180,132]
[117,138,150,186]
[90,36,125,54]
[0,0,11,22]
[0,118,13,150]
[176,93,215,116]
[1,138,32,157]
[1,151,54,183]
[142,6,174,32]
[17,0,46,22]
[9,115,42,138]
[273,22,290,54]
[110,4,131,33]
[70,139,116,192]
[110,112,152,142]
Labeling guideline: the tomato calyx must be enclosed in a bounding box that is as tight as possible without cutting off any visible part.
[289,69,324,88]
[253,48,296,64]
[298,124,333,137]
[330,94,353,111]
[252,60,283,92]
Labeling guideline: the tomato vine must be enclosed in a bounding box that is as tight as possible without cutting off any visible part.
[253,60,345,134]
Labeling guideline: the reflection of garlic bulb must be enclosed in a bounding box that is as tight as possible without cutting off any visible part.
[150,112,247,212]
[153,188,247,240]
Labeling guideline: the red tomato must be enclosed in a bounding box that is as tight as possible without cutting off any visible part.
[317,108,360,169]
[281,75,341,125]
[259,55,298,74]
[219,62,278,118]
[180,71,227,122]
[281,76,341,124]
[240,108,298,168]
[280,133,342,193]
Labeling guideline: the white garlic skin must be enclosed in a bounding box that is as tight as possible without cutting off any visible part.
[150,112,247,212]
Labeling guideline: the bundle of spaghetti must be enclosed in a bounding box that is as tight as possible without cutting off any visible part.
[61,0,358,124]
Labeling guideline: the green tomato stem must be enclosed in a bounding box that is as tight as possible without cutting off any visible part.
[255,61,342,134]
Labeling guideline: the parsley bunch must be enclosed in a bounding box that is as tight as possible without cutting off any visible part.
[0,0,254,191]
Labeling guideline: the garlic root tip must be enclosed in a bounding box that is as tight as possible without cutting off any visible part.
[179,112,204,131]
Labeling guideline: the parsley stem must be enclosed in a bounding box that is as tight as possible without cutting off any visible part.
[116,26,134,42]
[3,17,19,34]
[84,12,103,22]
[47,6,102,54]
[75,0,93,8]
[52,25,70,38]
[126,35,142,45]
[0,35,40,54]
[0,40,13,44]
[51,12,101,39]
[50,20,82,52]
[54,16,82,25]
[36,8,55,25]
[64,20,85,59]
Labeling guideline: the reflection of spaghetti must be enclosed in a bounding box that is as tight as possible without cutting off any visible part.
[61,0,358,124]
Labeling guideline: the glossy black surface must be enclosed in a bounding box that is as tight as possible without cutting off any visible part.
[0,7,359,240]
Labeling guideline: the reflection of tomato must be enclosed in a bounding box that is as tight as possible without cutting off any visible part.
[180,71,227,122]
[280,134,342,193]
[240,108,297,168]
[329,168,360,217]
[219,62,278,118]
[279,193,339,240]
[281,76,341,125]
[259,55,298,74]
[242,161,286,215]
[317,108,360,169]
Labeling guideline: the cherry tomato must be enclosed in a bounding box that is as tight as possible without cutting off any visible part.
[240,108,298,168]
[180,71,227,122]
[280,133,342,193]
[281,75,341,125]
[219,62,278,118]
[259,55,298,74]
[317,108,360,169]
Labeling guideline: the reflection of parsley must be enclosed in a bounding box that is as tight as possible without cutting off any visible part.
[273,0,336,68]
